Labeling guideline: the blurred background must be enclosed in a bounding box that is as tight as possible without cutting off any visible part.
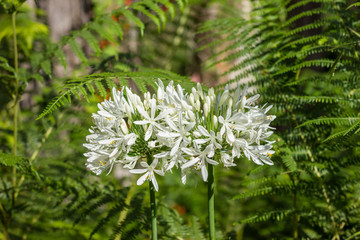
[1,0,360,239]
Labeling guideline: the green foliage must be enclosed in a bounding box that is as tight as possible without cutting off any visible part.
[200,0,360,238]
[37,69,193,119]
[0,152,26,168]
[2,0,360,239]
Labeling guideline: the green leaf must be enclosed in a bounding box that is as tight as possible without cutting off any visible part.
[89,22,116,43]
[68,38,88,66]
[348,27,360,39]
[143,0,167,29]
[121,9,145,36]
[103,15,123,41]
[80,30,101,55]
[347,2,360,10]
[132,4,161,32]
[155,0,175,19]
[176,0,184,12]
[0,152,26,167]
[40,59,52,77]
[55,48,67,70]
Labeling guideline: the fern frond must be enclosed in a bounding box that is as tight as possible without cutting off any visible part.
[238,209,294,224]
[37,70,192,119]
[89,202,127,239]
[0,152,27,167]
[299,116,360,128]
[323,120,360,142]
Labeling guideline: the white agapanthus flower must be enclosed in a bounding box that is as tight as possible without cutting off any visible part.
[84,79,276,191]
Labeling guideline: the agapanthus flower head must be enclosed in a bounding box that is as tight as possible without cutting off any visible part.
[84,80,276,191]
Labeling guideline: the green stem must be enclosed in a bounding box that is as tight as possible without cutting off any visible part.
[12,10,19,158]
[146,152,158,240]
[149,181,157,240]
[208,164,215,240]
[11,10,19,235]
[0,202,9,240]
[292,189,298,239]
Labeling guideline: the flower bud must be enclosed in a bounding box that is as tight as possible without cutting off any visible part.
[120,119,129,134]
[124,101,132,119]
[227,98,233,109]
[213,115,218,129]
[208,88,215,98]
[157,86,163,101]
[197,83,204,100]
[195,100,201,111]
[219,89,229,106]
[205,96,211,107]
[188,110,196,122]
[188,93,195,106]
[204,102,209,117]
[210,94,215,107]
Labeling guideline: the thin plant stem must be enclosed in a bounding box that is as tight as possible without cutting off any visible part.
[12,10,19,193]
[145,152,158,240]
[292,189,298,239]
[208,164,215,240]
[0,202,9,240]
[14,112,64,200]
[149,181,157,240]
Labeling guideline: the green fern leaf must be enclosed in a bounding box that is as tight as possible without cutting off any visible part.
[103,15,124,41]
[143,0,167,29]
[40,59,52,77]
[68,38,88,66]
[347,2,360,10]
[89,22,116,43]
[132,4,161,32]
[0,152,26,167]
[54,47,67,70]
[121,9,145,36]
[80,30,101,55]
[155,0,175,19]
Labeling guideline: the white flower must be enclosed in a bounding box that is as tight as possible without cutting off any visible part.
[84,80,277,189]
[134,99,169,141]
[220,152,236,167]
[193,125,222,156]
[218,106,243,144]
[84,150,113,175]
[158,113,195,156]
[129,159,164,191]
[181,143,218,181]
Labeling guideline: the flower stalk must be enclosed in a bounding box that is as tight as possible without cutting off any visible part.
[149,180,157,240]
[208,164,215,240]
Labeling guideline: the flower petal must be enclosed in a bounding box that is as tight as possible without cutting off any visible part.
[129,169,148,174]
[197,125,210,137]
[134,120,150,125]
[154,169,165,176]
[155,109,169,121]
[181,157,199,169]
[170,137,182,156]
[151,174,159,191]
[150,158,159,168]
[201,165,208,181]
[150,99,156,119]
[181,147,196,156]
[145,125,153,141]
[136,173,149,185]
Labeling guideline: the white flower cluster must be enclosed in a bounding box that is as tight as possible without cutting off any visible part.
[84,80,276,191]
